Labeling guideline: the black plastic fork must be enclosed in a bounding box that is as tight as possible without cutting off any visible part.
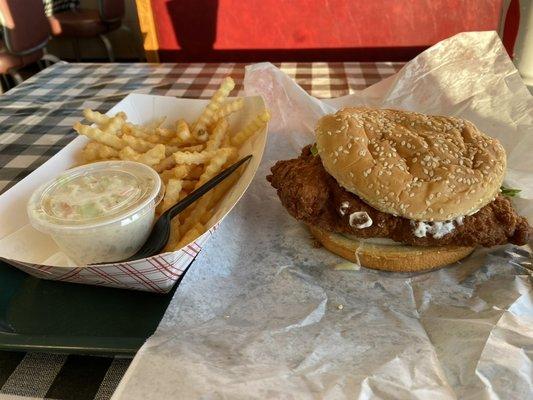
[95,155,252,264]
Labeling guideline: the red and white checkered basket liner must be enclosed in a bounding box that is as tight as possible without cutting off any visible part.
[4,224,218,293]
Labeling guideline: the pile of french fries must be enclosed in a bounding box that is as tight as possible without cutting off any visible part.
[73,77,270,252]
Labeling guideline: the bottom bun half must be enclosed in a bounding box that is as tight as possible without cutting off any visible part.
[308,225,475,272]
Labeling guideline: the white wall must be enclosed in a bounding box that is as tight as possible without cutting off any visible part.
[47,0,145,61]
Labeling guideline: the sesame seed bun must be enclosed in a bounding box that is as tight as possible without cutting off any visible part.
[316,108,506,222]
[309,225,475,272]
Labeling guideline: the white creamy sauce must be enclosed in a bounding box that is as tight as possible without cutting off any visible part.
[339,201,349,216]
[349,211,372,229]
[412,216,465,239]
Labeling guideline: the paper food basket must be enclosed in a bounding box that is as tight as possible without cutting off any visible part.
[0,94,268,293]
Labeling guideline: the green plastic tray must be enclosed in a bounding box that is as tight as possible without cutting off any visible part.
[0,260,187,356]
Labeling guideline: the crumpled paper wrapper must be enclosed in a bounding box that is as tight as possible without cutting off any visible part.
[113,32,532,399]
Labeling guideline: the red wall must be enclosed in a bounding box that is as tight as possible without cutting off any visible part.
[152,0,504,62]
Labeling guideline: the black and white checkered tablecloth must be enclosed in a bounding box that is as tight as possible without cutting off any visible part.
[0,61,402,400]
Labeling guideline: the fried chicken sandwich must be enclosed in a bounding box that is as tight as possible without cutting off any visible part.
[267,108,530,272]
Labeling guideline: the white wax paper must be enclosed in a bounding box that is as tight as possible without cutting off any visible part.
[113,32,532,399]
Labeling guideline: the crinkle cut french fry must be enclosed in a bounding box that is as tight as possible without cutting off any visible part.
[164,219,181,252]
[121,123,146,138]
[209,98,244,126]
[179,144,204,152]
[176,119,192,142]
[193,77,235,136]
[207,168,242,209]
[160,178,183,213]
[195,148,236,189]
[119,144,166,166]
[174,222,204,251]
[166,143,204,156]
[82,142,120,162]
[145,133,169,144]
[155,146,203,172]
[181,180,197,191]
[173,165,194,179]
[81,142,103,162]
[122,133,154,153]
[155,127,176,139]
[74,122,124,150]
[158,165,193,183]
[173,148,227,165]
[180,165,242,232]
[106,115,127,135]
[122,121,162,142]
[158,169,174,183]
[222,130,231,148]
[83,109,126,134]
[81,142,99,162]
[154,155,176,173]
[97,142,119,158]
[178,160,241,225]
[179,195,210,236]
[189,165,204,179]
[231,110,270,147]
[196,129,209,143]
[83,109,110,126]
[205,119,228,151]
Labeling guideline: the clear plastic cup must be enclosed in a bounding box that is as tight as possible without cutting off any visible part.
[27,161,164,265]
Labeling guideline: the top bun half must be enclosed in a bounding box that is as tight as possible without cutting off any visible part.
[315,108,506,221]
